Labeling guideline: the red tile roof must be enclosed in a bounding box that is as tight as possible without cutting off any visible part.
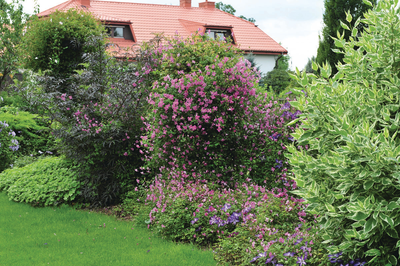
[37,0,287,55]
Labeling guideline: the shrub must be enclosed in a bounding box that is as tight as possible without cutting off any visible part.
[259,69,292,95]
[21,36,155,206]
[0,120,19,172]
[287,0,400,264]
[142,173,328,265]
[0,105,54,155]
[20,9,105,76]
[142,34,300,187]
[0,156,81,206]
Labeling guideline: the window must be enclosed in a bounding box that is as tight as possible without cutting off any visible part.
[206,29,233,43]
[106,26,124,38]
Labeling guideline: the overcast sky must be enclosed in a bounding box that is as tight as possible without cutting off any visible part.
[20,0,325,70]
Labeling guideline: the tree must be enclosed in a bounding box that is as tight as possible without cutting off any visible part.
[304,56,316,73]
[0,0,28,90]
[215,2,256,23]
[316,0,376,75]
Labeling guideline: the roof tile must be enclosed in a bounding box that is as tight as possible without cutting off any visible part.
[37,0,287,54]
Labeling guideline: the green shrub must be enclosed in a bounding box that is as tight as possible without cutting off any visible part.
[0,156,81,206]
[0,105,54,155]
[0,120,18,172]
[259,69,291,95]
[287,0,400,264]
[20,9,105,76]
[21,35,155,207]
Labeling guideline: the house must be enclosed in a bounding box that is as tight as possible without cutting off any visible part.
[37,0,288,74]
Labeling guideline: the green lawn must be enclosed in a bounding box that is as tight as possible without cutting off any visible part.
[0,192,216,266]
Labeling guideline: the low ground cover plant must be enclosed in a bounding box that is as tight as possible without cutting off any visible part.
[287,0,400,264]
[142,173,329,265]
[0,156,81,206]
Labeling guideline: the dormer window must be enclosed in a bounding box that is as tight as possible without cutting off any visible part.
[106,26,125,38]
[206,29,234,43]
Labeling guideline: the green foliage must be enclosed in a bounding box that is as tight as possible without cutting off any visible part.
[0,156,81,206]
[316,0,376,75]
[21,9,105,76]
[149,32,242,83]
[215,2,236,15]
[21,35,155,207]
[260,69,292,95]
[0,120,18,172]
[276,53,291,71]
[287,0,400,264]
[215,2,256,23]
[0,106,54,155]
[0,0,28,90]
[304,56,316,74]
[0,91,28,109]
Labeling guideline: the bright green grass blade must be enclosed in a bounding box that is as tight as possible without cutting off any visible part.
[0,192,216,266]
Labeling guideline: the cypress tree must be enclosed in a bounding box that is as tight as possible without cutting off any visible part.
[316,0,376,75]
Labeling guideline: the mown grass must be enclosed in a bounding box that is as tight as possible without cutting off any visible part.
[0,192,216,266]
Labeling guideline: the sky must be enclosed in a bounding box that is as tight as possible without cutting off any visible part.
[19,0,326,70]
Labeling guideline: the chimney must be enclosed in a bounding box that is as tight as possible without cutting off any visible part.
[180,0,191,8]
[77,0,91,7]
[199,0,215,9]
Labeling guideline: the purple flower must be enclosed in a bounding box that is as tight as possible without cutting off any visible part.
[209,215,219,225]
[221,203,231,212]
[250,256,259,263]
[294,237,303,246]
[265,255,275,263]
[242,207,252,214]
[297,256,306,265]
[281,101,291,110]
[283,252,295,257]
[191,218,199,224]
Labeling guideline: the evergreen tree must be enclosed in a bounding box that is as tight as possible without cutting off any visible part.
[304,56,316,73]
[316,0,376,75]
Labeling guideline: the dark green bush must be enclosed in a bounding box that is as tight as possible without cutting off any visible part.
[287,0,400,264]
[21,36,155,207]
[259,69,292,95]
[0,156,81,206]
[21,9,105,77]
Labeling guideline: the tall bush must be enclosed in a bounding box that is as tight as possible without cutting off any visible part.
[22,36,156,207]
[20,9,105,77]
[142,34,300,187]
[287,0,400,264]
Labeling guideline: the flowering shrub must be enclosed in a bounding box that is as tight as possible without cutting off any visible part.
[142,172,329,265]
[0,120,19,171]
[142,33,300,187]
[22,36,156,206]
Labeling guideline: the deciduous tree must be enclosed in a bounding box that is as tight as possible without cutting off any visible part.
[215,2,256,23]
[0,0,28,90]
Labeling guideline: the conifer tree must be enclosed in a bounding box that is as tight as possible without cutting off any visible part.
[316,0,376,75]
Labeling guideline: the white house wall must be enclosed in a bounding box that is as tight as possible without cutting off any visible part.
[245,54,279,74]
